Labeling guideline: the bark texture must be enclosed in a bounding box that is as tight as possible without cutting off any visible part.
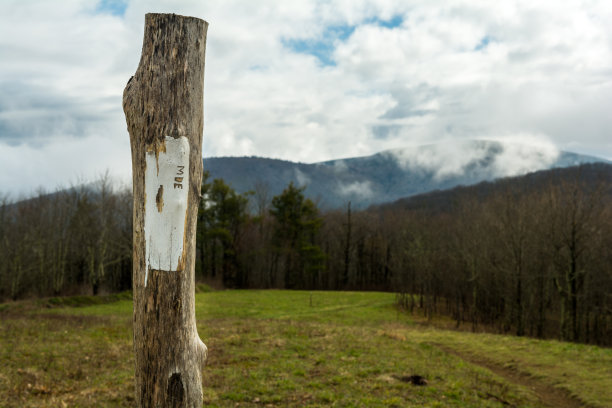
[123,13,208,408]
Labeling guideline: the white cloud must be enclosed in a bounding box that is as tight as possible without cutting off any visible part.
[388,140,487,180]
[1,0,611,195]
[490,135,560,177]
[338,180,373,198]
[0,134,132,199]
[294,167,310,187]
[331,160,348,173]
[388,136,560,180]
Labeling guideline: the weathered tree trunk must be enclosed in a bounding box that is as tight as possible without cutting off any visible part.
[123,13,208,407]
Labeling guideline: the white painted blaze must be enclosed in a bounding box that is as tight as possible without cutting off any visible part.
[144,136,190,285]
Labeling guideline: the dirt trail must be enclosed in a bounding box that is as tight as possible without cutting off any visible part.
[435,345,587,408]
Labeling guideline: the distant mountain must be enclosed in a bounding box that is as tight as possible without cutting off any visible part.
[376,162,612,215]
[204,140,609,209]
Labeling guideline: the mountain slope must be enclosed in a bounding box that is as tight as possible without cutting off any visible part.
[204,140,608,209]
[375,162,612,215]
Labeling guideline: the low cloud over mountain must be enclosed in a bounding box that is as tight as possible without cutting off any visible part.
[205,140,608,209]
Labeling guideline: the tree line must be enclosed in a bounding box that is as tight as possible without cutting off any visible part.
[1,165,611,345]
[0,174,132,300]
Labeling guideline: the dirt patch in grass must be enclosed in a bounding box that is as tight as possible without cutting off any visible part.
[436,344,587,408]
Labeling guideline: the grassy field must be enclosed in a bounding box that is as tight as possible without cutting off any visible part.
[1,290,611,407]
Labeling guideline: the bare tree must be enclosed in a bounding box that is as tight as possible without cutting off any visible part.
[123,13,208,407]
[544,177,605,341]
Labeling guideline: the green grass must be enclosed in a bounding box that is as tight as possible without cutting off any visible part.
[1,290,611,407]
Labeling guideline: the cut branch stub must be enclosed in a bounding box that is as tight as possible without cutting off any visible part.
[123,13,208,408]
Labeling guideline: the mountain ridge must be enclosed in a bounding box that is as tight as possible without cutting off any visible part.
[203,140,609,209]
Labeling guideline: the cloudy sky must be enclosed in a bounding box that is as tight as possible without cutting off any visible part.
[1,0,611,196]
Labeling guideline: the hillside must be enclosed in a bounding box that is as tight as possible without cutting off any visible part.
[377,162,612,214]
[2,290,611,407]
[204,140,608,209]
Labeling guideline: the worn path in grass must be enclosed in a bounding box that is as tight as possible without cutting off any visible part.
[1,290,611,407]
[436,345,583,408]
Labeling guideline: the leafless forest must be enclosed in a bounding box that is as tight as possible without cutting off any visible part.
[1,164,611,346]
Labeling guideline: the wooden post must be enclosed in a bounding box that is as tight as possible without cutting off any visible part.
[123,13,208,407]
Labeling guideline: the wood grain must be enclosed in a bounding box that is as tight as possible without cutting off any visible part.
[123,13,208,407]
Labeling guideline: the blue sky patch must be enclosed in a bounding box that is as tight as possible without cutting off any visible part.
[283,16,403,66]
[368,15,404,29]
[474,36,492,51]
[283,24,355,66]
[96,0,127,17]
